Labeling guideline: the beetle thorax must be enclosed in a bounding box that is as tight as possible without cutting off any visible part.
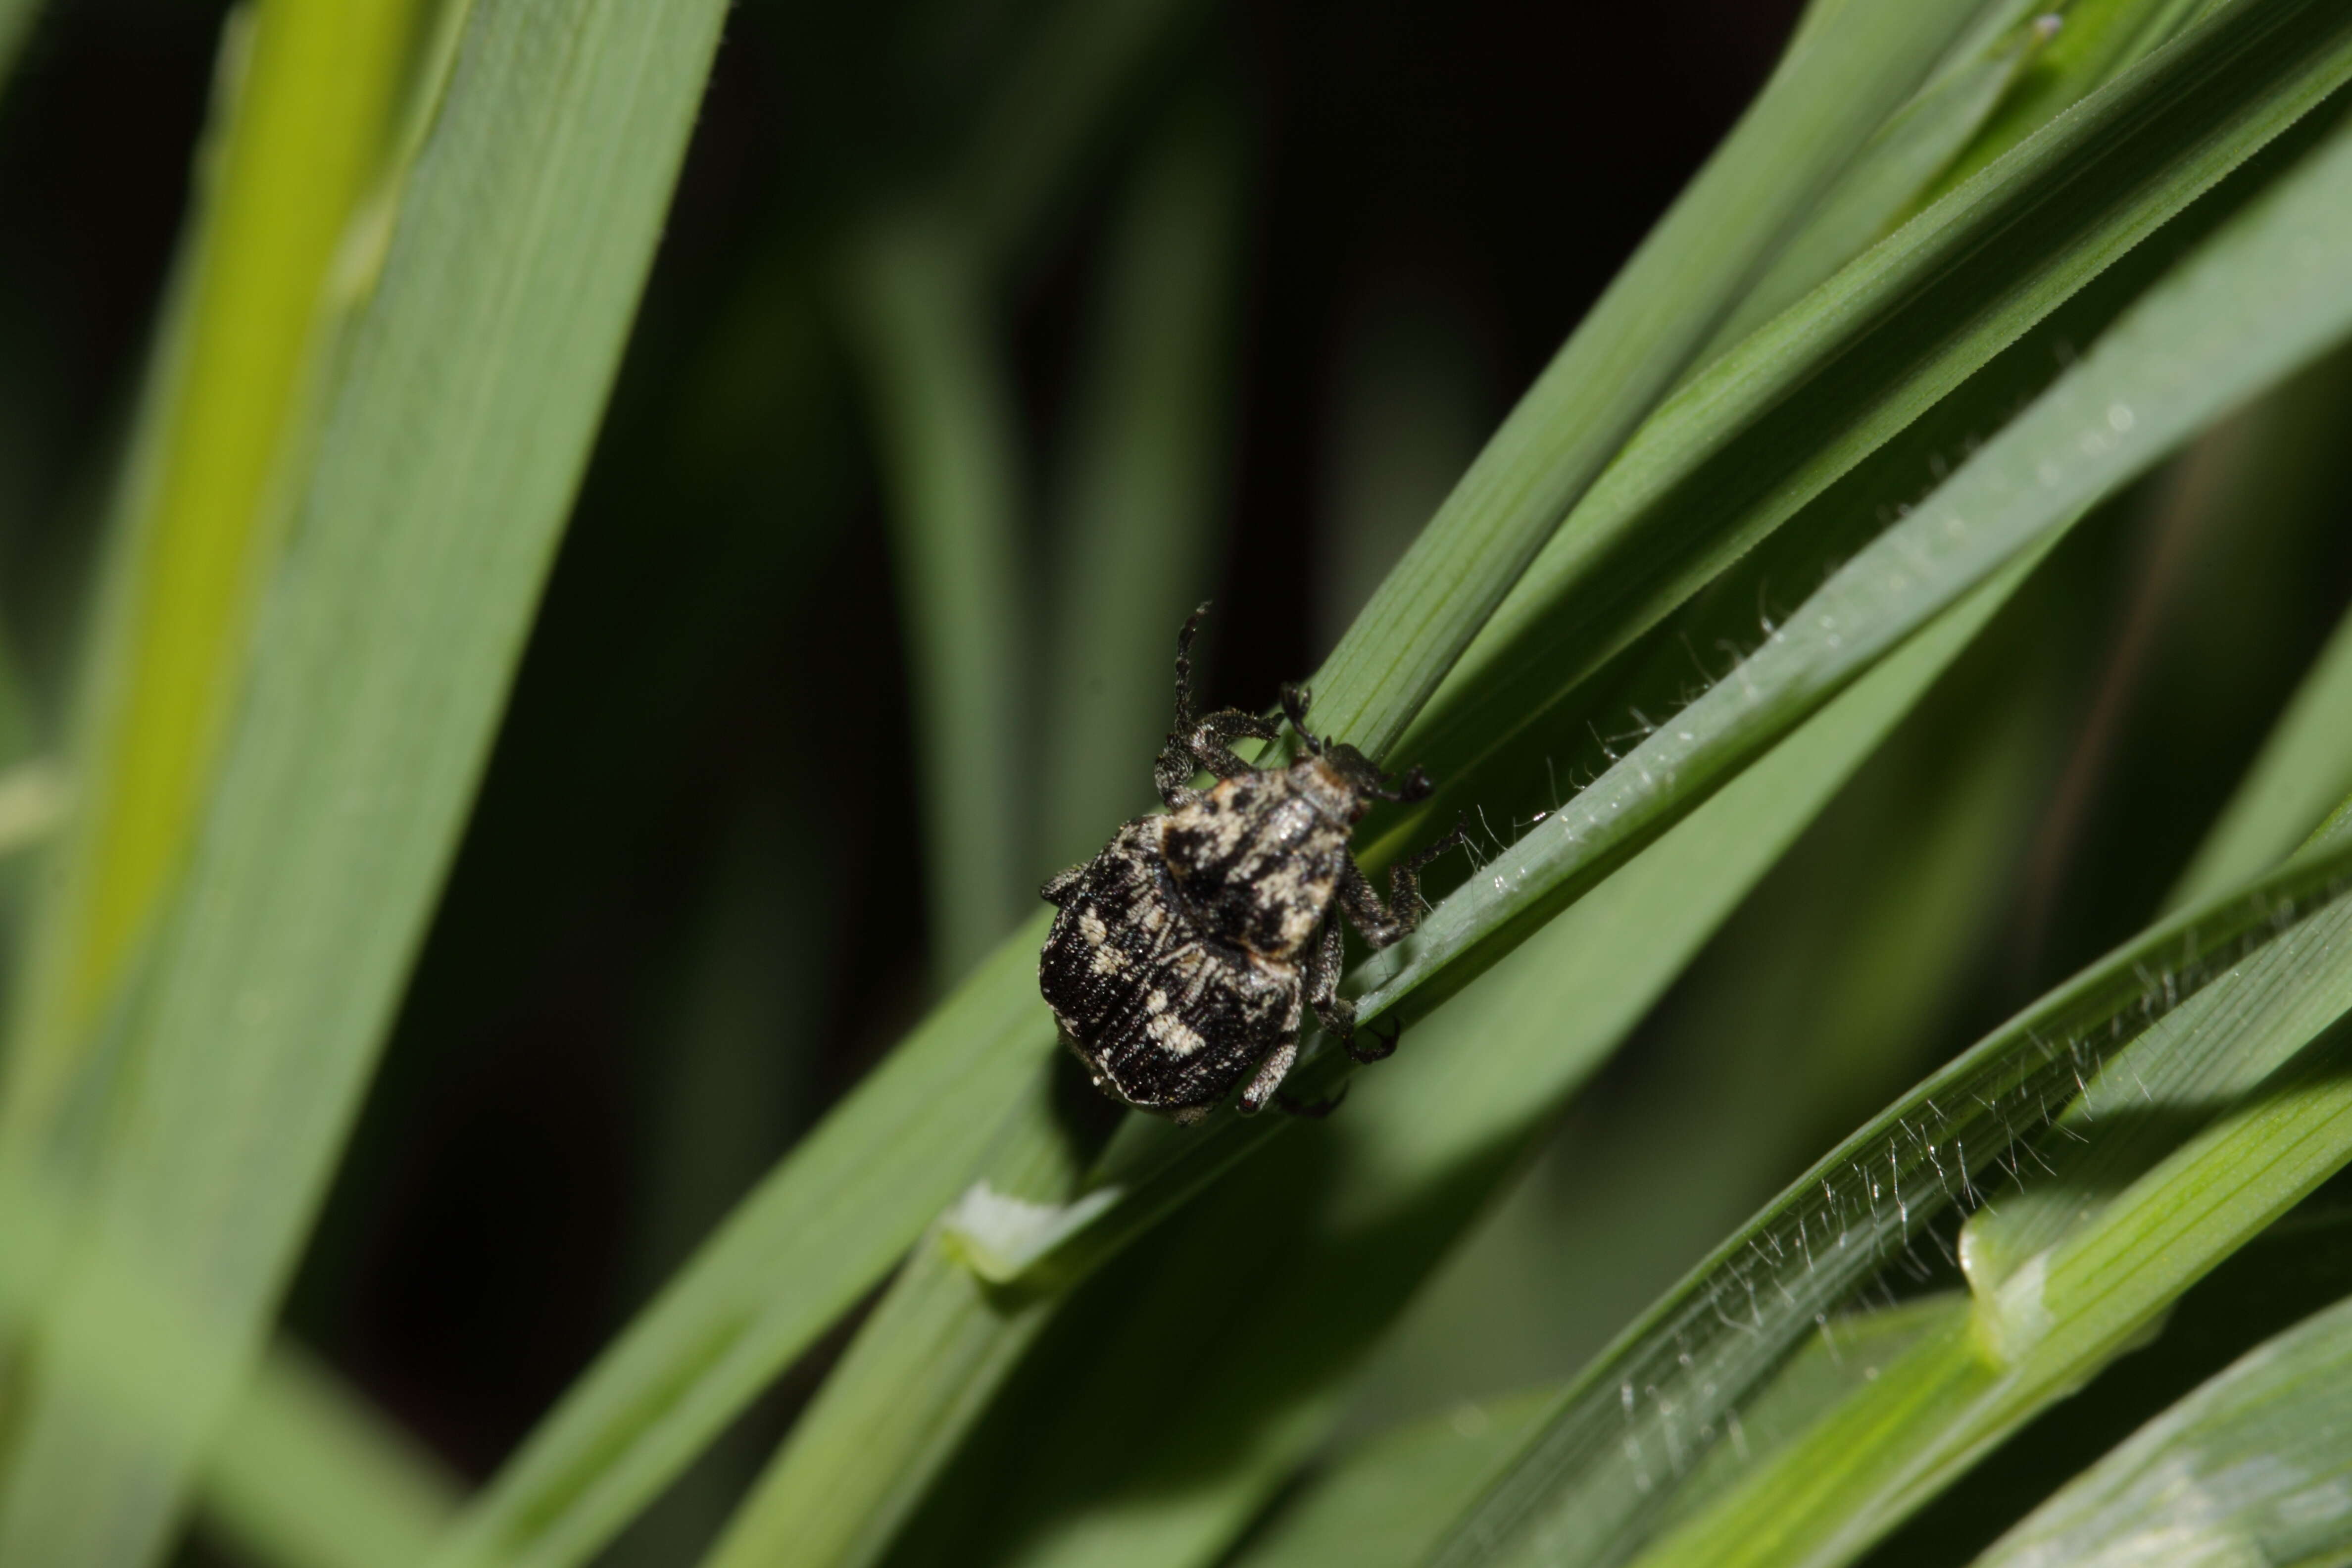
[1161,770,1350,958]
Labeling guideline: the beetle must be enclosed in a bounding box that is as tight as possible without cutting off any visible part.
[1038,604,1469,1123]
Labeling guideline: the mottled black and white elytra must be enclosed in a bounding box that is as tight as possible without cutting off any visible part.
[1038,605,1469,1124]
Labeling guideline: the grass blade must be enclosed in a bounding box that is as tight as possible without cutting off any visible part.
[987,72,2352,1292]
[0,0,729,1558]
[1424,819,2352,1568]
[1297,0,1987,761]
[1968,1288,2352,1568]
[844,221,1032,979]
[426,927,1057,1568]
[1697,3,2057,362]
[1040,101,1242,870]
[1620,881,2352,1568]
[877,557,2045,1568]
[1231,1388,1563,1568]
[1397,0,2352,800]
[1,0,422,1155]
[200,1344,462,1568]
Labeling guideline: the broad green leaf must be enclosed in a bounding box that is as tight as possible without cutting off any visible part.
[0,0,730,1560]
[1,0,423,1154]
[1300,0,1986,762]
[1396,0,2352,807]
[1969,1288,2352,1568]
[1040,101,1241,870]
[844,221,1031,979]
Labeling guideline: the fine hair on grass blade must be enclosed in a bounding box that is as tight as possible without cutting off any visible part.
[974,74,2352,1300]
[0,0,731,1560]
[1427,824,2352,1568]
[419,16,2005,1565]
[1396,0,2352,803]
[1293,0,1987,761]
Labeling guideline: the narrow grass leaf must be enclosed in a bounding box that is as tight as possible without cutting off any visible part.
[0,1154,459,1568]
[893,559,2044,1568]
[1969,1288,2352,1568]
[1697,3,2057,362]
[694,1064,1098,1568]
[200,1344,462,1568]
[1,0,422,1156]
[1298,0,1985,762]
[1231,1388,1563,1568]
[844,221,1032,979]
[1397,0,2352,798]
[1424,827,2352,1568]
[2173,594,2352,910]
[1931,0,2218,198]
[1624,906,2352,1568]
[1041,104,1242,869]
[0,0,728,1560]
[1363,85,2352,1029]
[998,67,2352,1291]
[427,924,1056,1568]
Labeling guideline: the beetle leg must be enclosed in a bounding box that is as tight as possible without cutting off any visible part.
[1235,1033,1300,1116]
[1303,919,1358,1053]
[1187,708,1280,778]
[1276,1084,1348,1118]
[1334,815,1473,949]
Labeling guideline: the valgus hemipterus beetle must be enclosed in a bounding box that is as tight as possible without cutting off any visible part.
[1038,605,1470,1123]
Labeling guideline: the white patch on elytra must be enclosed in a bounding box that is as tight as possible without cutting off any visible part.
[1078,910,1108,946]
[1146,1012,1204,1056]
[1091,945,1127,975]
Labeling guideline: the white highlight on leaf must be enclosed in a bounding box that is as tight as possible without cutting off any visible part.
[938,1181,1127,1284]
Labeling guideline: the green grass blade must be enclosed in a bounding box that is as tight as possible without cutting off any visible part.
[0,1154,459,1568]
[874,558,2042,1568]
[2175,603,2352,910]
[844,221,1032,980]
[1041,102,1242,870]
[0,0,729,1558]
[1422,822,2352,1568]
[200,1344,462,1568]
[947,0,1214,271]
[1231,1389,1563,1568]
[1931,0,2219,198]
[979,77,2352,1293]
[1697,4,2057,363]
[1397,0,2352,799]
[1968,1289,2352,1567]
[0,0,423,1159]
[1620,888,2352,1568]
[694,1065,1092,1568]
[426,926,1056,1568]
[1296,0,1986,762]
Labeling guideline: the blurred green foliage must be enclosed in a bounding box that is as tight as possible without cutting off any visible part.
[0,2,2348,1568]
